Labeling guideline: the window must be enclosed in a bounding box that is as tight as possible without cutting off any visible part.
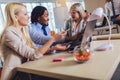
[0,4,6,34]
[0,0,85,34]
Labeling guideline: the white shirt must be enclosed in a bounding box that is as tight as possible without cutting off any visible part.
[72,19,85,36]
[105,0,120,16]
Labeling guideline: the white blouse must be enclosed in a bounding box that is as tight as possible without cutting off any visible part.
[105,0,120,16]
[72,19,85,36]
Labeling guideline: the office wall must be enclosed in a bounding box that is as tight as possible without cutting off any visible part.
[84,0,106,13]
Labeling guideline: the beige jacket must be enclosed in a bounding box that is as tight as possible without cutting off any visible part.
[0,26,43,80]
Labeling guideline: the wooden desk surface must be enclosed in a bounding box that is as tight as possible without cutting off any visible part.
[16,40,120,80]
[93,33,120,40]
[94,24,118,31]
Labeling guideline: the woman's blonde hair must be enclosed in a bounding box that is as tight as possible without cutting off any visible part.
[70,3,86,18]
[1,2,34,48]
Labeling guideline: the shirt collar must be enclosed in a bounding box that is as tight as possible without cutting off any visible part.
[35,22,48,29]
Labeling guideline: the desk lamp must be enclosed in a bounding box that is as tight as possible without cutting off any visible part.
[89,7,113,51]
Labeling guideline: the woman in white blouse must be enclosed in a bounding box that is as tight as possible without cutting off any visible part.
[65,3,88,41]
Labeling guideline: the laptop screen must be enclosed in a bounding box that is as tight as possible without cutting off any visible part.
[80,20,97,48]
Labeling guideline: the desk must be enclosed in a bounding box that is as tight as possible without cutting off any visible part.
[94,24,119,35]
[16,40,120,80]
[93,33,120,40]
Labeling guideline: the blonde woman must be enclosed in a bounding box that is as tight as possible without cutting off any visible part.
[65,3,88,41]
[64,3,89,50]
[0,2,63,80]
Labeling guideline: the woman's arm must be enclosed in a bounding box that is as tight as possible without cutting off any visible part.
[29,25,52,45]
[4,28,43,60]
[4,28,62,60]
[65,35,78,41]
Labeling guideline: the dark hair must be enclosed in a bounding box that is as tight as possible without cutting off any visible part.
[106,0,112,2]
[31,6,47,23]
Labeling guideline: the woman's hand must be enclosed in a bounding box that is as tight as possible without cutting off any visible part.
[84,11,90,21]
[59,31,67,36]
[52,33,63,41]
[52,31,67,41]
[51,44,70,51]
[59,28,70,36]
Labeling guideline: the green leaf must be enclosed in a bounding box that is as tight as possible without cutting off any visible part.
[78,48,83,56]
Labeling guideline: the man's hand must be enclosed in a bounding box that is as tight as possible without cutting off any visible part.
[116,16,120,20]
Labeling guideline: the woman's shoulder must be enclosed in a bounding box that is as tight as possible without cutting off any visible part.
[5,26,14,31]
[66,18,73,25]
[4,26,21,37]
[2,26,22,42]
[6,26,19,32]
[30,22,42,27]
[67,18,72,22]
[29,22,42,30]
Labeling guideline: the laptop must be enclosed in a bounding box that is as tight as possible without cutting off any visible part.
[66,19,97,51]
[80,19,97,48]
